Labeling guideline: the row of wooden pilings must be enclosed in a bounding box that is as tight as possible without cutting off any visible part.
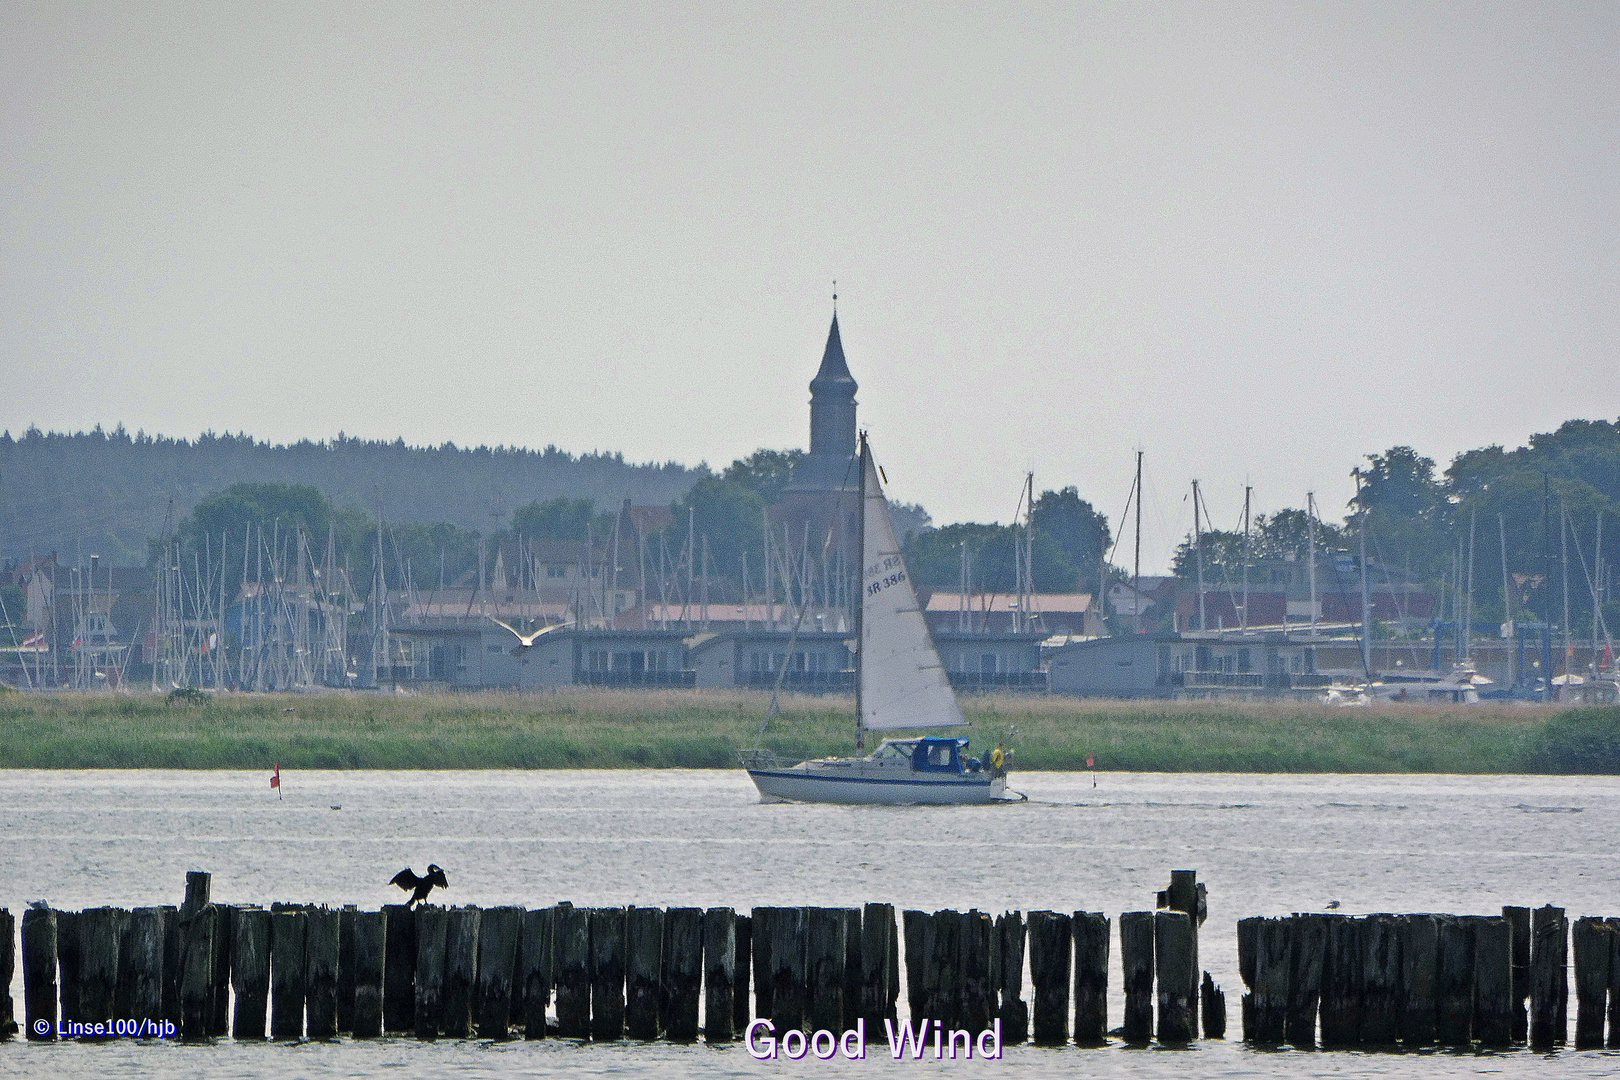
[1,870,1226,1047]
[1237,907,1620,1050]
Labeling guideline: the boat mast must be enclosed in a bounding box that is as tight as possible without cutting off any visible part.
[1306,492,1318,638]
[1132,450,1142,635]
[1241,484,1252,633]
[1193,480,1206,631]
[855,433,867,752]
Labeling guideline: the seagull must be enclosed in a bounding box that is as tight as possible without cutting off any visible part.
[1326,900,1341,910]
[390,865,449,908]
[490,617,572,656]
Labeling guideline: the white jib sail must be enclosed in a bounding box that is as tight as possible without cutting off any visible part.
[859,447,967,731]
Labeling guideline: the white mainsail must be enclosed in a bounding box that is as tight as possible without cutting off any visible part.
[859,445,967,731]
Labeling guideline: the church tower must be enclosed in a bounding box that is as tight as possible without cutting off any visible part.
[788,311,859,493]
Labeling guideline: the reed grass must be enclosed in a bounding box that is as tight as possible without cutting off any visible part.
[0,689,1606,773]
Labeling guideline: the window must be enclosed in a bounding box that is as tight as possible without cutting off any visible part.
[547,566,566,579]
[981,654,998,675]
[487,643,504,654]
[589,650,609,672]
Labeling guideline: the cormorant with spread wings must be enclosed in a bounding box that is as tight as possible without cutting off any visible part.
[390,864,449,907]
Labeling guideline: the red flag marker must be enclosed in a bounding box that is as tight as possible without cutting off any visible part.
[1086,751,1096,788]
[271,763,282,799]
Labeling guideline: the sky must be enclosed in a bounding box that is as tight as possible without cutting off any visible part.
[3,3,1616,571]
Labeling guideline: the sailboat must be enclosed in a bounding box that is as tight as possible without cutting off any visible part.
[742,435,1017,805]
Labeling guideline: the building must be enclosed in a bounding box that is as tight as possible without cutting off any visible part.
[923,591,1102,638]
[1174,556,1436,631]
[390,624,694,689]
[688,630,853,691]
[1047,631,1325,697]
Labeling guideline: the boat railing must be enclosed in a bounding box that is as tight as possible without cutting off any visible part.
[736,748,783,770]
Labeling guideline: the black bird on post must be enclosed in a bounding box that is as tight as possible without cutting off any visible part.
[390,865,449,908]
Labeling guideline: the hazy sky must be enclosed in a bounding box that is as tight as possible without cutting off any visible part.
[4,3,1616,570]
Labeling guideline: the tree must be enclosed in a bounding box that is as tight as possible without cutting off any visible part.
[168,483,334,583]
[510,497,609,543]
[667,478,767,579]
[722,449,805,505]
[1030,487,1110,587]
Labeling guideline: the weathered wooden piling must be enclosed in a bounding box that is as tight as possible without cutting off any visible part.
[1027,909,1072,1046]
[1319,916,1362,1047]
[751,907,776,1022]
[78,907,122,1035]
[1435,915,1474,1047]
[703,906,737,1043]
[1504,905,1530,1042]
[860,904,895,1032]
[350,910,385,1038]
[115,910,136,1020]
[587,907,624,1041]
[520,906,554,1039]
[625,906,664,1040]
[1473,915,1513,1048]
[1254,917,1292,1045]
[663,906,702,1041]
[441,906,481,1038]
[806,907,846,1034]
[472,905,520,1039]
[57,909,81,1025]
[961,909,993,1036]
[335,907,356,1034]
[1572,916,1610,1049]
[734,913,753,1034]
[269,908,306,1039]
[553,904,589,1039]
[1201,973,1226,1038]
[1359,913,1400,1046]
[901,909,931,1027]
[121,907,164,1028]
[1154,910,1195,1044]
[0,909,13,1040]
[22,906,57,1040]
[1283,914,1322,1048]
[842,908,862,1033]
[381,903,415,1033]
[1529,904,1567,1049]
[413,905,448,1040]
[304,907,340,1039]
[230,907,269,1039]
[160,906,181,1025]
[767,906,807,1034]
[1609,919,1620,1051]
[1159,871,1203,1014]
[928,909,961,1032]
[179,907,217,1040]
[1396,914,1437,1047]
[995,910,1026,1043]
[1120,910,1155,1043]
[1071,911,1109,1045]
[1236,916,1258,1041]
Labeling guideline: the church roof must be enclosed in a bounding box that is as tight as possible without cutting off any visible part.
[809,314,855,391]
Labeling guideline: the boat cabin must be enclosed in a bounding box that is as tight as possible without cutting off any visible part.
[873,736,980,774]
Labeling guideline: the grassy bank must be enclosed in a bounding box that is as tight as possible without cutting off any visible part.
[1,689,1615,773]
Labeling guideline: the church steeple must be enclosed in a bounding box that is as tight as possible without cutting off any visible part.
[808,311,857,459]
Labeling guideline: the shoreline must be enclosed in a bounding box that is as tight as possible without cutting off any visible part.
[0,689,1613,774]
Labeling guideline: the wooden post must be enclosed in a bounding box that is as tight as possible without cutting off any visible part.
[734,913,753,1034]
[928,909,960,1034]
[1120,910,1155,1043]
[351,910,386,1038]
[336,907,356,1034]
[1359,914,1399,1046]
[1159,870,1202,1021]
[230,907,269,1039]
[179,904,216,1041]
[751,908,775,1022]
[184,870,210,913]
[961,909,993,1036]
[1504,905,1530,1043]
[859,904,894,1034]
[0,908,14,1041]
[207,905,233,1036]
[767,906,806,1034]
[664,906,702,1041]
[554,903,589,1039]
[842,908,862,1033]
[1397,913,1437,1048]
[413,904,448,1040]
[474,905,521,1039]
[123,907,166,1028]
[57,909,81,1026]
[269,909,306,1040]
[902,909,929,1025]
[1285,914,1324,1048]
[806,907,846,1034]
[1027,909,1071,1046]
[78,907,122,1036]
[587,907,625,1041]
[1236,915,1258,1041]
[304,907,340,1039]
[1072,911,1108,1045]
[1473,915,1513,1048]
[443,906,481,1038]
[996,910,1027,1042]
[381,903,415,1033]
[1201,972,1226,1038]
[22,906,57,1040]
[1254,917,1291,1045]
[704,906,737,1042]
[1154,910,1195,1044]
[625,906,663,1040]
[1608,918,1620,1050]
[1572,916,1610,1049]
[1529,904,1567,1049]
[1435,914,1473,1047]
[1319,915,1361,1047]
[520,906,555,1039]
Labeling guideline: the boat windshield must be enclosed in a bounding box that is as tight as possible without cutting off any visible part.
[912,738,963,773]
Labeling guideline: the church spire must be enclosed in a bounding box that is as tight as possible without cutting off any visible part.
[807,303,857,460]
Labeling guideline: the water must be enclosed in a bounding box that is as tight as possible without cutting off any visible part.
[3,768,1619,1077]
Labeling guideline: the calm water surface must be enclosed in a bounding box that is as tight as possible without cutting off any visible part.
[2,768,1618,1078]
